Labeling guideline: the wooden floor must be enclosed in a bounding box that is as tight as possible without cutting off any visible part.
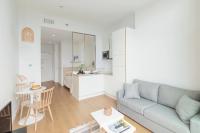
[13,82,151,133]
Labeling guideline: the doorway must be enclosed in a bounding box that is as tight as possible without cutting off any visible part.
[41,27,72,85]
[41,43,55,82]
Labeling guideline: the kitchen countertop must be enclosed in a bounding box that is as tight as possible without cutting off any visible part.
[72,72,112,76]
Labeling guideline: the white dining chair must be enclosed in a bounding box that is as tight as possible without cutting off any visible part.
[16,75,31,120]
[25,87,55,132]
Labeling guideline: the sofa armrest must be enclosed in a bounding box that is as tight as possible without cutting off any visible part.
[116,89,124,101]
[190,113,200,133]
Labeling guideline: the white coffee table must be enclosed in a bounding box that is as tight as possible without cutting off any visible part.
[91,108,136,133]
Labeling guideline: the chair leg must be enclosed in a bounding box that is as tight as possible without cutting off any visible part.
[43,107,45,114]
[48,106,53,121]
[20,105,24,120]
[24,107,30,125]
[34,109,38,132]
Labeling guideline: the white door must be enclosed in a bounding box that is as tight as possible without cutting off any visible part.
[41,45,54,82]
[110,28,126,96]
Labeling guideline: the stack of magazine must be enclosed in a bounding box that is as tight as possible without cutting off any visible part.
[109,119,130,133]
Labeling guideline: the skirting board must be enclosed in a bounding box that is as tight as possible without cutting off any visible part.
[104,92,116,100]
[78,91,105,101]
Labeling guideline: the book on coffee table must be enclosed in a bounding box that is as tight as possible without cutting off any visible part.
[109,119,130,133]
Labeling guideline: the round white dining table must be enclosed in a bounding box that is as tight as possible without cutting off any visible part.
[16,86,46,126]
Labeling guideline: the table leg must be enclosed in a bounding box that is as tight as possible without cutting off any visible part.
[18,112,44,126]
[18,93,44,126]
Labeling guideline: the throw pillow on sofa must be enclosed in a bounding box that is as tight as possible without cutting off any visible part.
[176,95,200,124]
[124,83,140,99]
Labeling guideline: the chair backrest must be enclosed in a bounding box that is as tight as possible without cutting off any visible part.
[41,87,54,107]
[16,75,30,91]
[16,83,30,91]
[16,83,31,102]
[17,75,28,83]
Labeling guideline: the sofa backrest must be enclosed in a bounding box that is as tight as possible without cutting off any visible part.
[158,84,200,109]
[133,79,159,102]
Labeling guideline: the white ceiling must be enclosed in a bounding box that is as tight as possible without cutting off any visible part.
[17,0,157,28]
[41,27,72,45]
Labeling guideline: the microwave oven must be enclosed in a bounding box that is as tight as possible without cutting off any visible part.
[102,51,110,59]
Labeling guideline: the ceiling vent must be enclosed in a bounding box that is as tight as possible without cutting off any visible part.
[43,18,54,25]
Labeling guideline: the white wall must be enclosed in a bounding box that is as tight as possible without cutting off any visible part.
[197,0,200,82]
[127,0,200,90]
[101,35,113,73]
[17,8,109,83]
[0,0,18,118]
[108,14,135,33]
[54,44,61,83]
[18,10,41,83]
[105,0,200,98]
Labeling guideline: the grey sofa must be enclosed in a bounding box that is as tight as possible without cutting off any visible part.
[117,79,200,133]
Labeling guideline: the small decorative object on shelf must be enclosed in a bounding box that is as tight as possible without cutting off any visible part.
[77,64,85,74]
[21,27,34,43]
[104,106,112,116]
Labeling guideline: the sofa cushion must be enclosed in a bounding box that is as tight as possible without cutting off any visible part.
[120,98,156,115]
[176,95,200,124]
[133,79,159,102]
[144,104,190,133]
[158,84,200,109]
[124,83,140,99]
